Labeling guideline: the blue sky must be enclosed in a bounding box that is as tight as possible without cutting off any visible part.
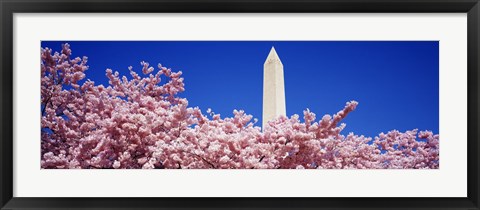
[42,41,439,138]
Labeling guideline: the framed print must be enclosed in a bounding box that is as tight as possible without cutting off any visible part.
[1,0,479,209]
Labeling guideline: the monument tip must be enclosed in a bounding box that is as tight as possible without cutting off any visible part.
[269,46,277,55]
[265,46,282,65]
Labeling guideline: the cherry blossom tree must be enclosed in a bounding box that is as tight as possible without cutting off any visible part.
[41,44,439,169]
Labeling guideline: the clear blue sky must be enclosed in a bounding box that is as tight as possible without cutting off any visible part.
[42,41,439,138]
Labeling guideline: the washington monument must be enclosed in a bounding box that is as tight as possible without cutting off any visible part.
[263,47,286,129]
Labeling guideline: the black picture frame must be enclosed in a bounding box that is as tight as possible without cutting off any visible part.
[1,0,479,209]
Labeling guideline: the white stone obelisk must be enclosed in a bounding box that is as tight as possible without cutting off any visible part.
[263,47,286,129]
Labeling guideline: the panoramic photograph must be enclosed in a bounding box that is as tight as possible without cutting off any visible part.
[40,41,439,169]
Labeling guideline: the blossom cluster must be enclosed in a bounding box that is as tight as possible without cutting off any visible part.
[41,44,439,169]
